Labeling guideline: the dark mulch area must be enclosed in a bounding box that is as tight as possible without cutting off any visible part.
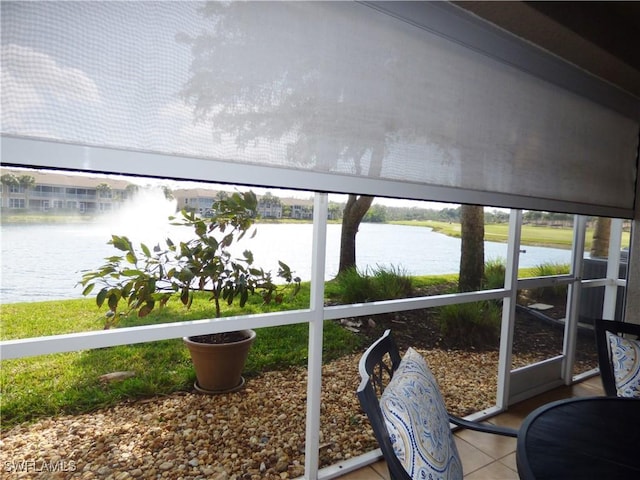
[351,295,599,373]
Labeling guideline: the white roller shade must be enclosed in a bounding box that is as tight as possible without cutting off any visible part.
[1,1,638,216]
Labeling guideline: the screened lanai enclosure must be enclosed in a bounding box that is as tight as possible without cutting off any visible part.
[1,1,639,479]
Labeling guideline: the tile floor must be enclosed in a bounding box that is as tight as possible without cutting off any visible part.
[338,375,605,479]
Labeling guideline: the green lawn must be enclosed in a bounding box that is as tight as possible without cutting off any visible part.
[392,220,630,250]
[0,288,362,428]
[1,269,542,428]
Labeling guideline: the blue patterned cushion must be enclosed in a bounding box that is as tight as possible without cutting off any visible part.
[607,331,640,398]
[380,347,463,480]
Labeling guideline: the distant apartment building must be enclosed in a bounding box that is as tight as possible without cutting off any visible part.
[173,189,287,218]
[172,189,220,216]
[0,168,134,213]
[172,188,324,220]
[288,199,314,219]
[1,170,341,220]
[257,196,283,219]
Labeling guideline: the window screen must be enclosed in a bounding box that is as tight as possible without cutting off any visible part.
[2,1,638,215]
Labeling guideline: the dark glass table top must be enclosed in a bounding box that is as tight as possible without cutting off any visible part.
[517,396,640,480]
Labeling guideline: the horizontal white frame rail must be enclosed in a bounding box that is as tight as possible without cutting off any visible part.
[2,135,633,220]
[0,310,312,360]
[1,289,511,361]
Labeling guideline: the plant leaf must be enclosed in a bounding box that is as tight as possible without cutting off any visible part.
[138,303,153,317]
[107,292,119,311]
[96,288,108,308]
[111,235,132,252]
[82,283,95,296]
[180,287,190,306]
[121,269,144,277]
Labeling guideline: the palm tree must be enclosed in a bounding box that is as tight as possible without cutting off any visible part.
[459,205,485,292]
[1,173,19,208]
[17,175,35,211]
[125,184,139,200]
[1,173,18,188]
[590,217,611,258]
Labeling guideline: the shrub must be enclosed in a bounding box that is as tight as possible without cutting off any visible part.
[336,264,413,304]
[531,262,570,302]
[336,267,374,304]
[535,261,570,277]
[437,301,501,349]
[370,264,413,300]
[484,258,506,289]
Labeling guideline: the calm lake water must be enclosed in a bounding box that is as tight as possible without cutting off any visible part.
[0,219,572,304]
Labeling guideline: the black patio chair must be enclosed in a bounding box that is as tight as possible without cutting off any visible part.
[594,318,640,397]
[356,329,517,480]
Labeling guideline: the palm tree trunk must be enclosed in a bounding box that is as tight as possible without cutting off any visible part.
[590,217,611,258]
[459,205,485,292]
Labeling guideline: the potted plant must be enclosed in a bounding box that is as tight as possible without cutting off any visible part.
[80,190,300,393]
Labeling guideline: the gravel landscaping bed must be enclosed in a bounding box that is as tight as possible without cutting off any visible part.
[1,349,499,480]
[1,311,598,479]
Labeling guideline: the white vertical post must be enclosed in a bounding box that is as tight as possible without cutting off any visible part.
[496,209,521,408]
[304,192,328,479]
[603,218,623,319]
[562,215,586,382]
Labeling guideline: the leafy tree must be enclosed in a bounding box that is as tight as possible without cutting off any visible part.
[363,204,387,223]
[485,209,509,224]
[440,207,460,223]
[124,184,139,200]
[327,202,343,221]
[260,192,281,206]
[161,186,174,201]
[282,203,292,218]
[215,191,229,202]
[96,182,112,198]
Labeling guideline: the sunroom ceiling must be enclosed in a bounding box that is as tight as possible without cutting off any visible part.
[454,1,640,98]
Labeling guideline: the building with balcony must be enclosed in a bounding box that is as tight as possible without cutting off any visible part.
[1,168,134,214]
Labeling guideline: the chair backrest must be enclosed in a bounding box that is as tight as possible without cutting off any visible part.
[594,318,640,397]
[357,329,463,480]
[356,330,408,480]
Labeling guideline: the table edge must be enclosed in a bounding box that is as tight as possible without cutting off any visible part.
[515,396,640,480]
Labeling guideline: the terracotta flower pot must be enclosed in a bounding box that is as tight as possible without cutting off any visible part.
[183,329,256,393]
